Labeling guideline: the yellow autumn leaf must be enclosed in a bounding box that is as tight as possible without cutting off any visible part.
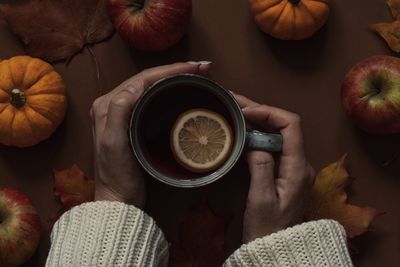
[304,155,380,239]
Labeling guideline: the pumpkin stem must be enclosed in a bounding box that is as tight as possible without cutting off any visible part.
[289,0,301,4]
[10,89,26,108]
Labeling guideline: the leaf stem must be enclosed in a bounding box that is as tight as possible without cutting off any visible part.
[87,46,103,96]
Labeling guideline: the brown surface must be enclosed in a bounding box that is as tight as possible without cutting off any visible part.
[0,0,399,266]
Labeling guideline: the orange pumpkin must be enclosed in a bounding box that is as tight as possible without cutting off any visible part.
[0,56,67,147]
[249,0,330,40]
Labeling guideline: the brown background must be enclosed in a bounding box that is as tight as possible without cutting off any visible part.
[0,0,399,266]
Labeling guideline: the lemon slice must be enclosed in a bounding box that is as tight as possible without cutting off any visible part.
[170,109,233,173]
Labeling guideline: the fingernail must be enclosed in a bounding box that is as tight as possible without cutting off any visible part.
[187,61,212,65]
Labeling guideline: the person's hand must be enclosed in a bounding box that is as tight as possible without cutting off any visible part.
[233,93,315,243]
[90,62,211,208]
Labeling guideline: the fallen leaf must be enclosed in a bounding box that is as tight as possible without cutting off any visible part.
[304,155,380,239]
[0,0,114,62]
[53,165,95,210]
[371,21,400,53]
[371,0,400,52]
[388,0,400,20]
[169,205,230,267]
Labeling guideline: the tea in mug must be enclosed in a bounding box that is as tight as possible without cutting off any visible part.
[137,84,235,179]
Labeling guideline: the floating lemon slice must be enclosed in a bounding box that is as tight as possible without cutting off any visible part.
[170,109,233,173]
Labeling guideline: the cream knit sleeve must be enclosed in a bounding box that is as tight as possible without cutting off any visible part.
[224,220,353,267]
[45,201,168,267]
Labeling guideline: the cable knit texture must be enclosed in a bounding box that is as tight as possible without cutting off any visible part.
[45,201,168,267]
[46,202,353,267]
[224,220,353,267]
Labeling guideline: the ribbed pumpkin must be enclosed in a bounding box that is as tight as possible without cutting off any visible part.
[249,0,330,40]
[0,56,67,147]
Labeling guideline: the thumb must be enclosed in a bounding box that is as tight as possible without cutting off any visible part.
[246,151,277,203]
[104,80,144,135]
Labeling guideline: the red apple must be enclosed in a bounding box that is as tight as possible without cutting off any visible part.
[107,0,192,51]
[341,55,400,134]
[0,188,41,266]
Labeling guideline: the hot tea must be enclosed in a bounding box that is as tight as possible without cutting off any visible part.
[130,74,281,187]
[137,83,235,180]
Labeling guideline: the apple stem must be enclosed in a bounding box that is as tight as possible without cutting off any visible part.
[87,46,103,96]
[132,2,144,10]
[289,0,301,4]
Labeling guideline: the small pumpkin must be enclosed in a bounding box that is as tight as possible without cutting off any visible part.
[0,56,67,147]
[249,0,330,40]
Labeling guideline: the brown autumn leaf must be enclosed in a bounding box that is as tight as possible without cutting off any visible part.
[388,0,400,20]
[169,205,230,267]
[371,0,400,52]
[0,0,114,62]
[371,21,400,53]
[304,155,380,239]
[53,165,95,210]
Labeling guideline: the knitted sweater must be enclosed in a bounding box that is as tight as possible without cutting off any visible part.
[45,201,353,266]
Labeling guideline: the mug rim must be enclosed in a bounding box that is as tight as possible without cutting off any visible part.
[129,74,246,188]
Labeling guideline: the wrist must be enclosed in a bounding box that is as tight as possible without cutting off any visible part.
[94,184,145,209]
[95,187,124,202]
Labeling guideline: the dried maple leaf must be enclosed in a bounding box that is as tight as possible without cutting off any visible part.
[371,21,400,53]
[371,0,400,52]
[0,0,114,62]
[304,155,380,239]
[169,205,230,267]
[53,165,95,210]
[388,0,400,20]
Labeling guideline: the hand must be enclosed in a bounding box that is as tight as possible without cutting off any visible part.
[233,93,315,243]
[90,62,211,208]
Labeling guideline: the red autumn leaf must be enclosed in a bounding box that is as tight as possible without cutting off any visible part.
[53,165,95,210]
[304,155,381,239]
[169,205,230,267]
[0,0,114,62]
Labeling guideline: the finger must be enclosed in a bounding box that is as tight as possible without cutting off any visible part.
[246,151,277,203]
[90,106,100,178]
[242,105,304,159]
[89,107,96,144]
[101,61,212,108]
[232,92,260,109]
[124,61,212,91]
[103,61,210,128]
[90,96,110,142]
[103,81,145,142]
[243,106,306,186]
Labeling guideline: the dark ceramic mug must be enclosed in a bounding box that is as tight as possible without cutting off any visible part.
[130,74,282,188]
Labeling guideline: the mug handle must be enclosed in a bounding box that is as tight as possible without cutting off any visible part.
[246,130,283,152]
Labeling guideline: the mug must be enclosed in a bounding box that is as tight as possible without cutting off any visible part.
[130,74,282,188]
